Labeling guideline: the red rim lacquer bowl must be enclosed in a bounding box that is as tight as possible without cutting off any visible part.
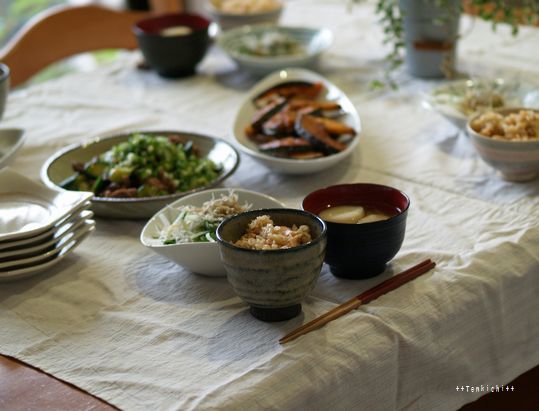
[133,13,211,78]
[303,183,410,279]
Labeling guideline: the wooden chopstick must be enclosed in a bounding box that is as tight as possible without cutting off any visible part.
[279,259,436,344]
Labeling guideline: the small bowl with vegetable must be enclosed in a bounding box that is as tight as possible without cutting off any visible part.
[41,131,239,219]
[424,78,539,130]
[218,25,333,75]
[140,188,285,277]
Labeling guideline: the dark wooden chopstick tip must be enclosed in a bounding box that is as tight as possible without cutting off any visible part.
[279,259,436,344]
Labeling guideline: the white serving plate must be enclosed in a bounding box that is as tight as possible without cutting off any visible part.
[424,78,539,130]
[0,129,25,169]
[218,25,333,75]
[0,220,95,270]
[0,211,93,260]
[232,68,361,174]
[0,223,95,282]
[41,131,239,219]
[141,188,285,277]
[0,167,93,242]
[0,203,91,251]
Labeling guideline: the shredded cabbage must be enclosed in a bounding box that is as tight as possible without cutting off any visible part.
[159,191,251,244]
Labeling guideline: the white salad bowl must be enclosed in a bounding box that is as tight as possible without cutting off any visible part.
[218,25,333,75]
[140,188,285,277]
[232,68,361,174]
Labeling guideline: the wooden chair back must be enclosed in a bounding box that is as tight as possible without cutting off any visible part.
[0,5,150,87]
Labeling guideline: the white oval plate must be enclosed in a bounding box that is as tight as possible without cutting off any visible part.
[232,68,361,174]
[0,167,93,242]
[0,224,95,282]
[141,188,285,277]
[0,129,25,169]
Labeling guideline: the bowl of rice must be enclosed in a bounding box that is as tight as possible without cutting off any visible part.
[216,208,326,321]
[467,108,539,182]
[140,188,285,276]
[207,0,283,31]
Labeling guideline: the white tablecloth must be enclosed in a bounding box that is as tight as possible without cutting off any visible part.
[1,1,538,410]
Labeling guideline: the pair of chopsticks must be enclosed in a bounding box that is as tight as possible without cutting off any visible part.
[279,259,436,344]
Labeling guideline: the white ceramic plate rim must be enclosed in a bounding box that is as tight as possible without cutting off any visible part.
[218,25,333,64]
[232,68,361,166]
[40,131,240,205]
[0,220,95,270]
[0,202,92,250]
[0,211,93,259]
[0,226,94,280]
[0,168,93,242]
[0,128,26,169]
[141,187,286,248]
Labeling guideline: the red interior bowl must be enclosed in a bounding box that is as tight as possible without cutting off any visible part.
[303,183,410,279]
[134,13,210,35]
[133,13,211,78]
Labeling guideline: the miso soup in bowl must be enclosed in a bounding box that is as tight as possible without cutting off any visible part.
[303,183,410,279]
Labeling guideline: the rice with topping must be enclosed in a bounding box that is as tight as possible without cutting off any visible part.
[234,215,311,250]
[471,110,539,141]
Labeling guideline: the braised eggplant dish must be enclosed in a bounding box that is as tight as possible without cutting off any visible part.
[245,81,356,159]
[60,133,223,198]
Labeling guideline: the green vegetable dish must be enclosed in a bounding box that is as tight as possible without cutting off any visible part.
[61,133,223,198]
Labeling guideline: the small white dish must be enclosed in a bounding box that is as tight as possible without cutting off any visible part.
[0,168,93,242]
[141,188,285,277]
[232,68,361,174]
[0,203,91,251]
[424,78,539,130]
[0,129,25,169]
[218,25,333,75]
[0,223,95,281]
[0,210,93,260]
[0,220,95,270]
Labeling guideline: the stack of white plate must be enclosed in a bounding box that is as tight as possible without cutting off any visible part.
[0,167,95,281]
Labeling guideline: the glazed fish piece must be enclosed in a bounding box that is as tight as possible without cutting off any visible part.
[258,137,313,155]
[295,114,347,154]
[250,96,287,130]
[253,81,323,108]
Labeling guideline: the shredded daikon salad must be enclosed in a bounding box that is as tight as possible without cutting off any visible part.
[159,191,251,244]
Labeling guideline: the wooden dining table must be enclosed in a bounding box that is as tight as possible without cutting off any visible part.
[1,1,538,410]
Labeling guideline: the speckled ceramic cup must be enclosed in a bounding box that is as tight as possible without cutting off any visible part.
[0,63,9,121]
[467,108,539,182]
[216,208,326,322]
